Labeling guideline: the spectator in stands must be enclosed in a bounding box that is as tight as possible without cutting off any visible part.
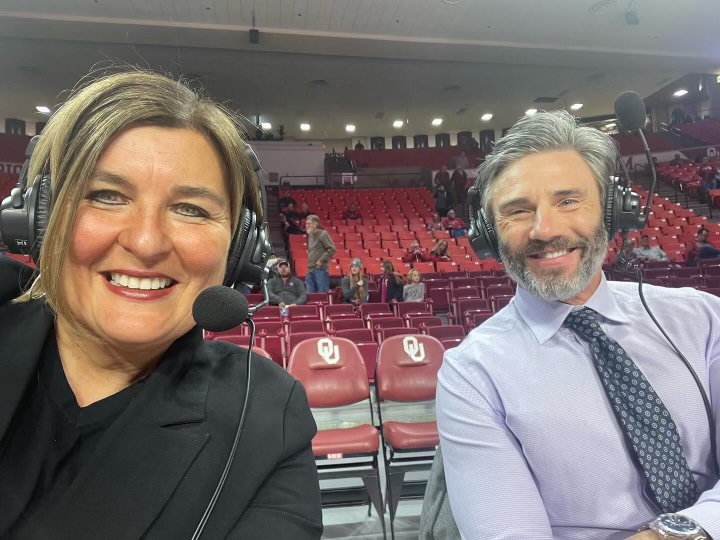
[451,166,468,206]
[402,240,430,263]
[688,228,720,266]
[430,239,452,262]
[456,151,470,169]
[427,213,446,232]
[634,235,668,262]
[268,260,307,309]
[354,141,365,150]
[445,209,466,238]
[380,260,404,304]
[342,203,362,221]
[670,153,685,166]
[340,259,369,305]
[298,202,311,219]
[615,239,639,268]
[0,70,322,538]
[280,211,302,236]
[700,156,717,192]
[434,184,453,217]
[305,214,336,293]
[403,269,425,302]
[434,165,451,190]
[278,190,296,210]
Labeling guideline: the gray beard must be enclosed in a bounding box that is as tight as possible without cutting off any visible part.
[498,222,608,302]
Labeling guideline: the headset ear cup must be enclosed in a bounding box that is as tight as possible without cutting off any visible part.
[604,177,619,240]
[224,208,253,287]
[31,175,52,264]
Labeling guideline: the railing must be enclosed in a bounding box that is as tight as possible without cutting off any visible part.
[279,171,428,189]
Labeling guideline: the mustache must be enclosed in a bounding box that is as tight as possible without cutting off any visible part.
[521,236,589,257]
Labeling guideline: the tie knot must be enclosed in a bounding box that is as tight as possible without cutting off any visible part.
[563,307,602,341]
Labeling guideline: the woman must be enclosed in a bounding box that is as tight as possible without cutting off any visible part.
[427,213,445,232]
[380,260,404,304]
[430,239,452,262]
[403,269,425,302]
[340,259,369,305]
[0,71,322,539]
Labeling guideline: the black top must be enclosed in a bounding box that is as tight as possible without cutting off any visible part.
[0,332,143,537]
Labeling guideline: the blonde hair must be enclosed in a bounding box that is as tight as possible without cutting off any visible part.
[430,239,449,255]
[16,70,261,325]
[406,269,422,284]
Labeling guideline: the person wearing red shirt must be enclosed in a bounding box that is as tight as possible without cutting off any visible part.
[401,241,430,263]
[429,240,452,262]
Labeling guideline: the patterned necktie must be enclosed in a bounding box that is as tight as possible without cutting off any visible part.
[564,307,699,512]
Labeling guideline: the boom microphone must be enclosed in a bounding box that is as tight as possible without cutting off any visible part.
[614,91,647,131]
[192,285,249,332]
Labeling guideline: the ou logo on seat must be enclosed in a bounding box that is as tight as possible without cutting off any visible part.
[403,336,425,362]
[317,338,341,365]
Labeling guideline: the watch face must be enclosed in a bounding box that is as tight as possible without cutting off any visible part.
[660,513,702,535]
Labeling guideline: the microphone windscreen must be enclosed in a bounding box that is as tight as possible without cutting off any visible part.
[192,285,250,332]
[614,91,647,131]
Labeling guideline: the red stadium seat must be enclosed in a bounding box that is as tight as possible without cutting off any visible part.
[287,337,385,536]
[375,335,444,529]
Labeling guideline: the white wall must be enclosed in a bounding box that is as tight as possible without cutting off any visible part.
[251,140,326,186]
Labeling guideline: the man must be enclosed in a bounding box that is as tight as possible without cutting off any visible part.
[688,228,720,266]
[437,110,719,539]
[670,153,686,166]
[434,165,451,191]
[268,260,307,309]
[401,240,430,263]
[455,151,470,169]
[342,203,362,221]
[634,235,668,262]
[451,166,468,205]
[615,238,639,268]
[305,214,336,293]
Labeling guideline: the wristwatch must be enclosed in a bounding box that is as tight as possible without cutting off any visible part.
[646,514,708,539]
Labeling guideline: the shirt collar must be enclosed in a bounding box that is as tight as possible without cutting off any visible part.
[514,273,631,344]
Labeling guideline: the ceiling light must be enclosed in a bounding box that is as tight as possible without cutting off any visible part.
[481,113,493,121]
[35,106,51,114]
[300,123,311,131]
[260,122,272,130]
[525,108,538,116]
[345,124,356,133]
[570,103,584,111]
[431,118,443,126]
[393,120,404,128]
[673,89,688,97]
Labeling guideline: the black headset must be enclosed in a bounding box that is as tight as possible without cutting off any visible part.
[0,135,272,289]
[467,174,644,261]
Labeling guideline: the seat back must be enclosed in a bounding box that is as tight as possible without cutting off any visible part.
[287,304,320,321]
[397,301,431,318]
[359,303,392,319]
[289,320,326,334]
[330,318,365,331]
[409,315,443,329]
[288,337,370,408]
[376,335,444,403]
[427,325,465,340]
[287,331,328,354]
[334,328,374,343]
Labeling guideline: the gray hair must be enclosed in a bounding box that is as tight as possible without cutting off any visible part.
[477,110,618,223]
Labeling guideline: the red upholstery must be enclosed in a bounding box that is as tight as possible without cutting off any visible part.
[427,325,465,340]
[287,304,320,321]
[288,337,370,408]
[287,331,328,354]
[409,315,443,328]
[330,318,365,331]
[288,320,325,334]
[379,327,421,342]
[311,424,380,456]
[382,421,438,450]
[376,335,444,402]
[359,303,391,319]
[334,328,374,343]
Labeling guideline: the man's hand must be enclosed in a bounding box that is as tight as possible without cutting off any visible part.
[626,530,661,540]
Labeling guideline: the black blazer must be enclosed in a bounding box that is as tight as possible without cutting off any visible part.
[0,257,323,540]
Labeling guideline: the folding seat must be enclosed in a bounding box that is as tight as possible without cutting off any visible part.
[362,232,382,242]
[345,232,363,242]
[381,240,400,249]
[410,315,443,329]
[643,267,671,280]
[432,230,451,240]
[450,297,490,325]
[337,225,356,234]
[369,248,390,258]
[672,267,702,279]
[397,230,416,240]
[288,320,326,334]
[435,261,459,274]
[485,284,514,298]
[378,327,421,343]
[334,328,375,343]
[370,317,406,340]
[396,301,432,319]
[480,276,511,288]
[364,261,384,276]
[704,276,720,288]
[702,288,720,297]
[358,303,392,320]
[449,277,476,289]
[492,295,514,312]
[209,334,272,360]
[328,264,343,280]
[644,260,672,270]
[287,304,320,321]
[467,311,494,329]
[380,231,398,241]
[253,305,282,322]
[412,261,435,274]
[427,325,465,341]
[287,337,385,537]
[375,335,444,535]
[668,277,700,288]
[700,261,720,275]
[427,287,450,312]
